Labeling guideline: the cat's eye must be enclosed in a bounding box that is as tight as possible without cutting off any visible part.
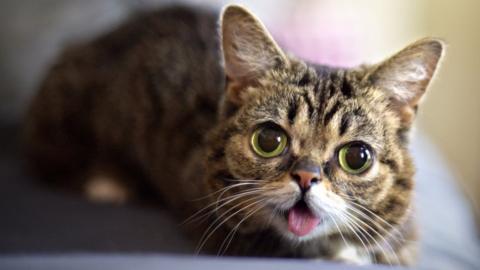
[251,125,288,158]
[338,142,373,174]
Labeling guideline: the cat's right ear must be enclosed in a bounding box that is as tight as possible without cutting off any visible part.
[365,38,444,127]
[220,5,289,105]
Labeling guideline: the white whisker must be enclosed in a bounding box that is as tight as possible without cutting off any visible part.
[189,182,261,202]
[333,211,373,263]
[218,202,266,255]
[342,207,400,265]
[181,186,268,226]
[195,196,267,254]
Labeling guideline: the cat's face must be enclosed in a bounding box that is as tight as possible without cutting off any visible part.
[203,5,443,248]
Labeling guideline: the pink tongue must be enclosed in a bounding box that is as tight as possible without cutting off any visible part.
[288,204,320,237]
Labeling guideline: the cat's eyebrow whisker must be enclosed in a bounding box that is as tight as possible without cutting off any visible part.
[195,197,268,254]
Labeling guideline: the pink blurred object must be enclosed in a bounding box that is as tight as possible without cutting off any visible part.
[269,1,364,68]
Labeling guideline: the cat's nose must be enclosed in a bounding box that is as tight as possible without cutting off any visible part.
[291,158,321,191]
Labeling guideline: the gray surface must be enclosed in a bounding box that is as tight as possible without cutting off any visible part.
[412,132,480,269]
[0,254,404,270]
[0,125,192,254]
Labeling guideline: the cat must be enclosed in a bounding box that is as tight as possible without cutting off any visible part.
[24,4,444,266]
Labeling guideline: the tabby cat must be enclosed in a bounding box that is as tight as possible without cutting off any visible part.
[24,4,444,266]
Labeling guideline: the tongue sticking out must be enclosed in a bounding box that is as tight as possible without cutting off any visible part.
[288,203,320,237]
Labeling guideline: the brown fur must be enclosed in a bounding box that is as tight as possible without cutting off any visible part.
[23,5,444,266]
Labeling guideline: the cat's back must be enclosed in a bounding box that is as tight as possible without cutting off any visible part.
[25,6,224,181]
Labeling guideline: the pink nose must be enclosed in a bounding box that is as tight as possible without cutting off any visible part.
[291,170,320,190]
[291,158,321,191]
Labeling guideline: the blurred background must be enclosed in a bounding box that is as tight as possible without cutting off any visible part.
[0,0,478,225]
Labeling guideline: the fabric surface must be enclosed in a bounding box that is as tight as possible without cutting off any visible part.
[412,132,480,269]
[0,125,192,254]
[0,254,405,270]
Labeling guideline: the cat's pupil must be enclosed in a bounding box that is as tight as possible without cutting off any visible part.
[258,128,282,153]
[345,144,369,170]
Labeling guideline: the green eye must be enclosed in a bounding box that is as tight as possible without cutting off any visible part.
[251,125,288,158]
[338,142,373,174]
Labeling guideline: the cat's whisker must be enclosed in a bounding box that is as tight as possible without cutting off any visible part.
[339,212,381,265]
[343,201,406,245]
[195,196,267,254]
[182,182,270,225]
[210,189,269,221]
[341,195,405,243]
[221,177,265,183]
[195,193,266,247]
[345,205,404,248]
[218,202,266,256]
[342,196,406,244]
[338,212,398,265]
[326,212,352,255]
[347,218,378,265]
[332,211,373,263]
[341,208,401,265]
[266,205,280,228]
[188,182,261,202]
[181,189,253,225]
[181,188,267,226]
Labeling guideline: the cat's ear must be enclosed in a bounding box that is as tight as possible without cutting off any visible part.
[220,5,288,103]
[366,38,445,125]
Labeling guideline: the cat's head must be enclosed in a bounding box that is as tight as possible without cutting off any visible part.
[204,5,443,249]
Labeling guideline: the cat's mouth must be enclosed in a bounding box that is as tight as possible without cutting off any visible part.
[286,200,321,237]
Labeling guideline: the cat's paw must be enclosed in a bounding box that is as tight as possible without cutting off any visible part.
[85,175,130,204]
[334,246,371,265]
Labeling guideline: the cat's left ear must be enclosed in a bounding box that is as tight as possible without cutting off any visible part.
[366,38,445,126]
[220,5,289,105]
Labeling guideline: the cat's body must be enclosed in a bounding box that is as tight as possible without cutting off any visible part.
[25,7,222,207]
[24,5,443,266]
